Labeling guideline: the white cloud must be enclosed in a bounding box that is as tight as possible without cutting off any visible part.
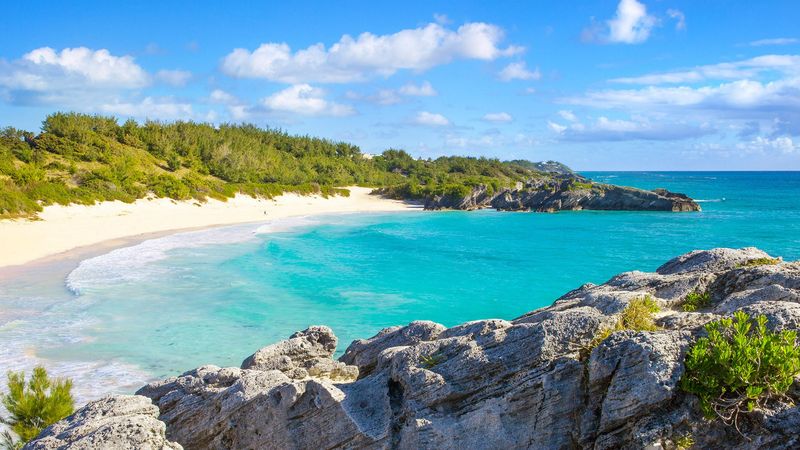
[666,9,686,31]
[433,13,452,25]
[398,80,437,96]
[547,121,567,134]
[558,110,578,122]
[548,116,713,141]
[482,112,513,123]
[607,0,657,44]
[209,89,237,104]
[414,111,451,126]
[222,22,523,83]
[347,81,437,106]
[0,47,149,93]
[749,38,799,47]
[610,54,800,84]
[98,97,193,120]
[567,77,800,111]
[156,69,192,86]
[498,61,541,81]
[262,84,355,116]
[737,136,797,154]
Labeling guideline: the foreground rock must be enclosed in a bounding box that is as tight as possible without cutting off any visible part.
[422,175,701,212]
[27,247,800,449]
[23,395,181,450]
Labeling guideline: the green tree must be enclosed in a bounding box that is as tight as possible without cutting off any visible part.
[1,367,74,448]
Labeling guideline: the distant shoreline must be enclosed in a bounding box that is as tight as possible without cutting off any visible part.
[0,187,416,271]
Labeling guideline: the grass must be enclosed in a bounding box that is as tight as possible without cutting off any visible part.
[682,291,711,312]
[736,257,780,268]
[583,295,661,357]
[419,352,445,369]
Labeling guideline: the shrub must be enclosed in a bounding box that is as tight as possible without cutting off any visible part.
[420,352,445,369]
[682,291,711,312]
[680,311,800,428]
[585,295,660,355]
[737,257,780,268]
[1,367,74,448]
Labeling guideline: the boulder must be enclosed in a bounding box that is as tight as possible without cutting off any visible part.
[24,395,181,450]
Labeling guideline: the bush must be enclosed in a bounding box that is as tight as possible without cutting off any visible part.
[585,295,661,355]
[682,290,711,312]
[680,311,800,428]
[1,367,74,448]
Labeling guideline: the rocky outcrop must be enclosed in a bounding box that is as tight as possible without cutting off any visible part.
[26,247,800,449]
[23,395,181,450]
[240,325,359,381]
[423,175,701,212]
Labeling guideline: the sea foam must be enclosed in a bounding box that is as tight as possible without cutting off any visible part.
[66,217,317,295]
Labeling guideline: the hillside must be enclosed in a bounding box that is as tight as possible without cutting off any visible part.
[0,113,561,219]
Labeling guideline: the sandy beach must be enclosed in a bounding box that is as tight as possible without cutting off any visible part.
[0,187,414,269]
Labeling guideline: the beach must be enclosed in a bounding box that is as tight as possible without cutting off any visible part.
[0,187,414,269]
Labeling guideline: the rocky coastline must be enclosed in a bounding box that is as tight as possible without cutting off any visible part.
[25,247,800,449]
[422,175,701,212]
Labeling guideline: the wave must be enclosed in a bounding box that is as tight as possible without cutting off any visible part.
[66,217,319,295]
[695,198,726,203]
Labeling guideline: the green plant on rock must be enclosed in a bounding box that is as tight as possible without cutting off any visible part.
[419,352,446,369]
[680,311,800,430]
[1,367,75,449]
[737,257,780,268]
[584,295,661,356]
[673,432,695,449]
[682,290,711,312]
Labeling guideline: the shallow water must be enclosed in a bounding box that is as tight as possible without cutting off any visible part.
[1,172,799,403]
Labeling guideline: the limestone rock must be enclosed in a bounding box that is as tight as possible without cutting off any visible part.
[24,395,181,450]
[241,325,359,381]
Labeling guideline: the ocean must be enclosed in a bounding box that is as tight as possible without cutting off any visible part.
[1,171,799,402]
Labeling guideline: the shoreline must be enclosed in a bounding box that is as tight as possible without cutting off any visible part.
[0,187,417,272]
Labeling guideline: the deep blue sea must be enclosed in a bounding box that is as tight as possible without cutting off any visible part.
[1,172,799,401]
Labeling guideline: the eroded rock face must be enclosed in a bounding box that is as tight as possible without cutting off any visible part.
[241,325,359,381]
[423,176,701,212]
[23,395,181,450]
[28,247,800,449]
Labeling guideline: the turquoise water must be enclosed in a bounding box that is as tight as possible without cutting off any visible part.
[1,172,799,401]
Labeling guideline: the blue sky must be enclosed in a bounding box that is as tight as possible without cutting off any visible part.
[1,0,799,170]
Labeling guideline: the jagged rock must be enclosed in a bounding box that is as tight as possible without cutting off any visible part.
[241,325,358,381]
[422,175,701,212]
[24,395,181,450]
[339,320,446,378]
[657,247,773,275]
[37,247,800,449]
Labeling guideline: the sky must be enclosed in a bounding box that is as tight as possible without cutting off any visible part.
[1,0,799,170]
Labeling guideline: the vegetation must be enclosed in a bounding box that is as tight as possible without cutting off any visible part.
[674,432,695,449]
[737,257,781,268]
[420,352,446,369]
[682,290,712,312]
[0,113,554,218]
[680,312,800,429]
[584,295,661,356]
[1,367,74,449]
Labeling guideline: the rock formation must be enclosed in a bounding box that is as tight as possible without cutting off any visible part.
[422,175,701,212]
[26,247,800,449]
[23,395,181,450]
